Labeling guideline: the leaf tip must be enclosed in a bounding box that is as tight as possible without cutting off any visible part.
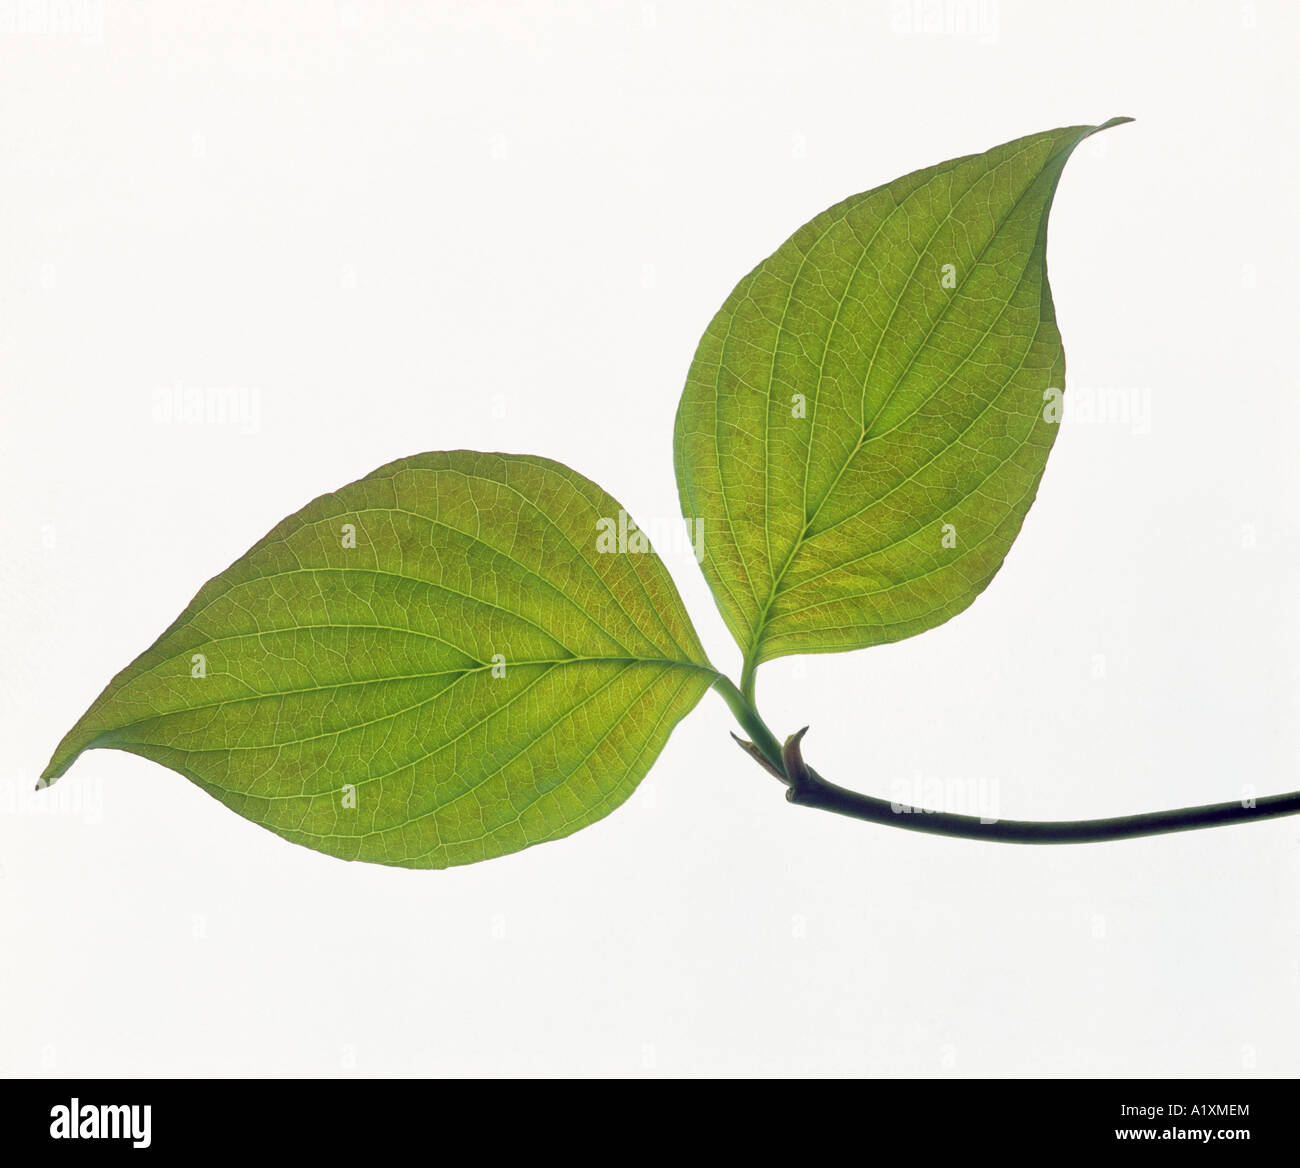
[38,735,84,790]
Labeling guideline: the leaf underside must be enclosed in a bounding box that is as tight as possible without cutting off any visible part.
[674,119,1129,670]
[43,452,716,868]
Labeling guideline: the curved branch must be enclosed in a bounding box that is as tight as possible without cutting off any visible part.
[734,726,1300,845]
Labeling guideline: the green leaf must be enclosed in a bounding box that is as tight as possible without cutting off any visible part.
[674,119,1130,679]
[43,452,717,868]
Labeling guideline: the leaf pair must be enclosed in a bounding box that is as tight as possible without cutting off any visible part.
[43,120,1128,867]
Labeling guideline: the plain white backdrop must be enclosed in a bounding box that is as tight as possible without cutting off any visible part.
[2,1,1298,1078]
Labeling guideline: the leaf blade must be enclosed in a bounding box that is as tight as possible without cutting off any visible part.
[44,452,717,868]
[675,119,1129,670]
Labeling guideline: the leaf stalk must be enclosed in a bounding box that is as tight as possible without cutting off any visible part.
[713,676,785,777]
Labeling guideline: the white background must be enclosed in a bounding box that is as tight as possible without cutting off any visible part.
[3,1,1297,1078]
